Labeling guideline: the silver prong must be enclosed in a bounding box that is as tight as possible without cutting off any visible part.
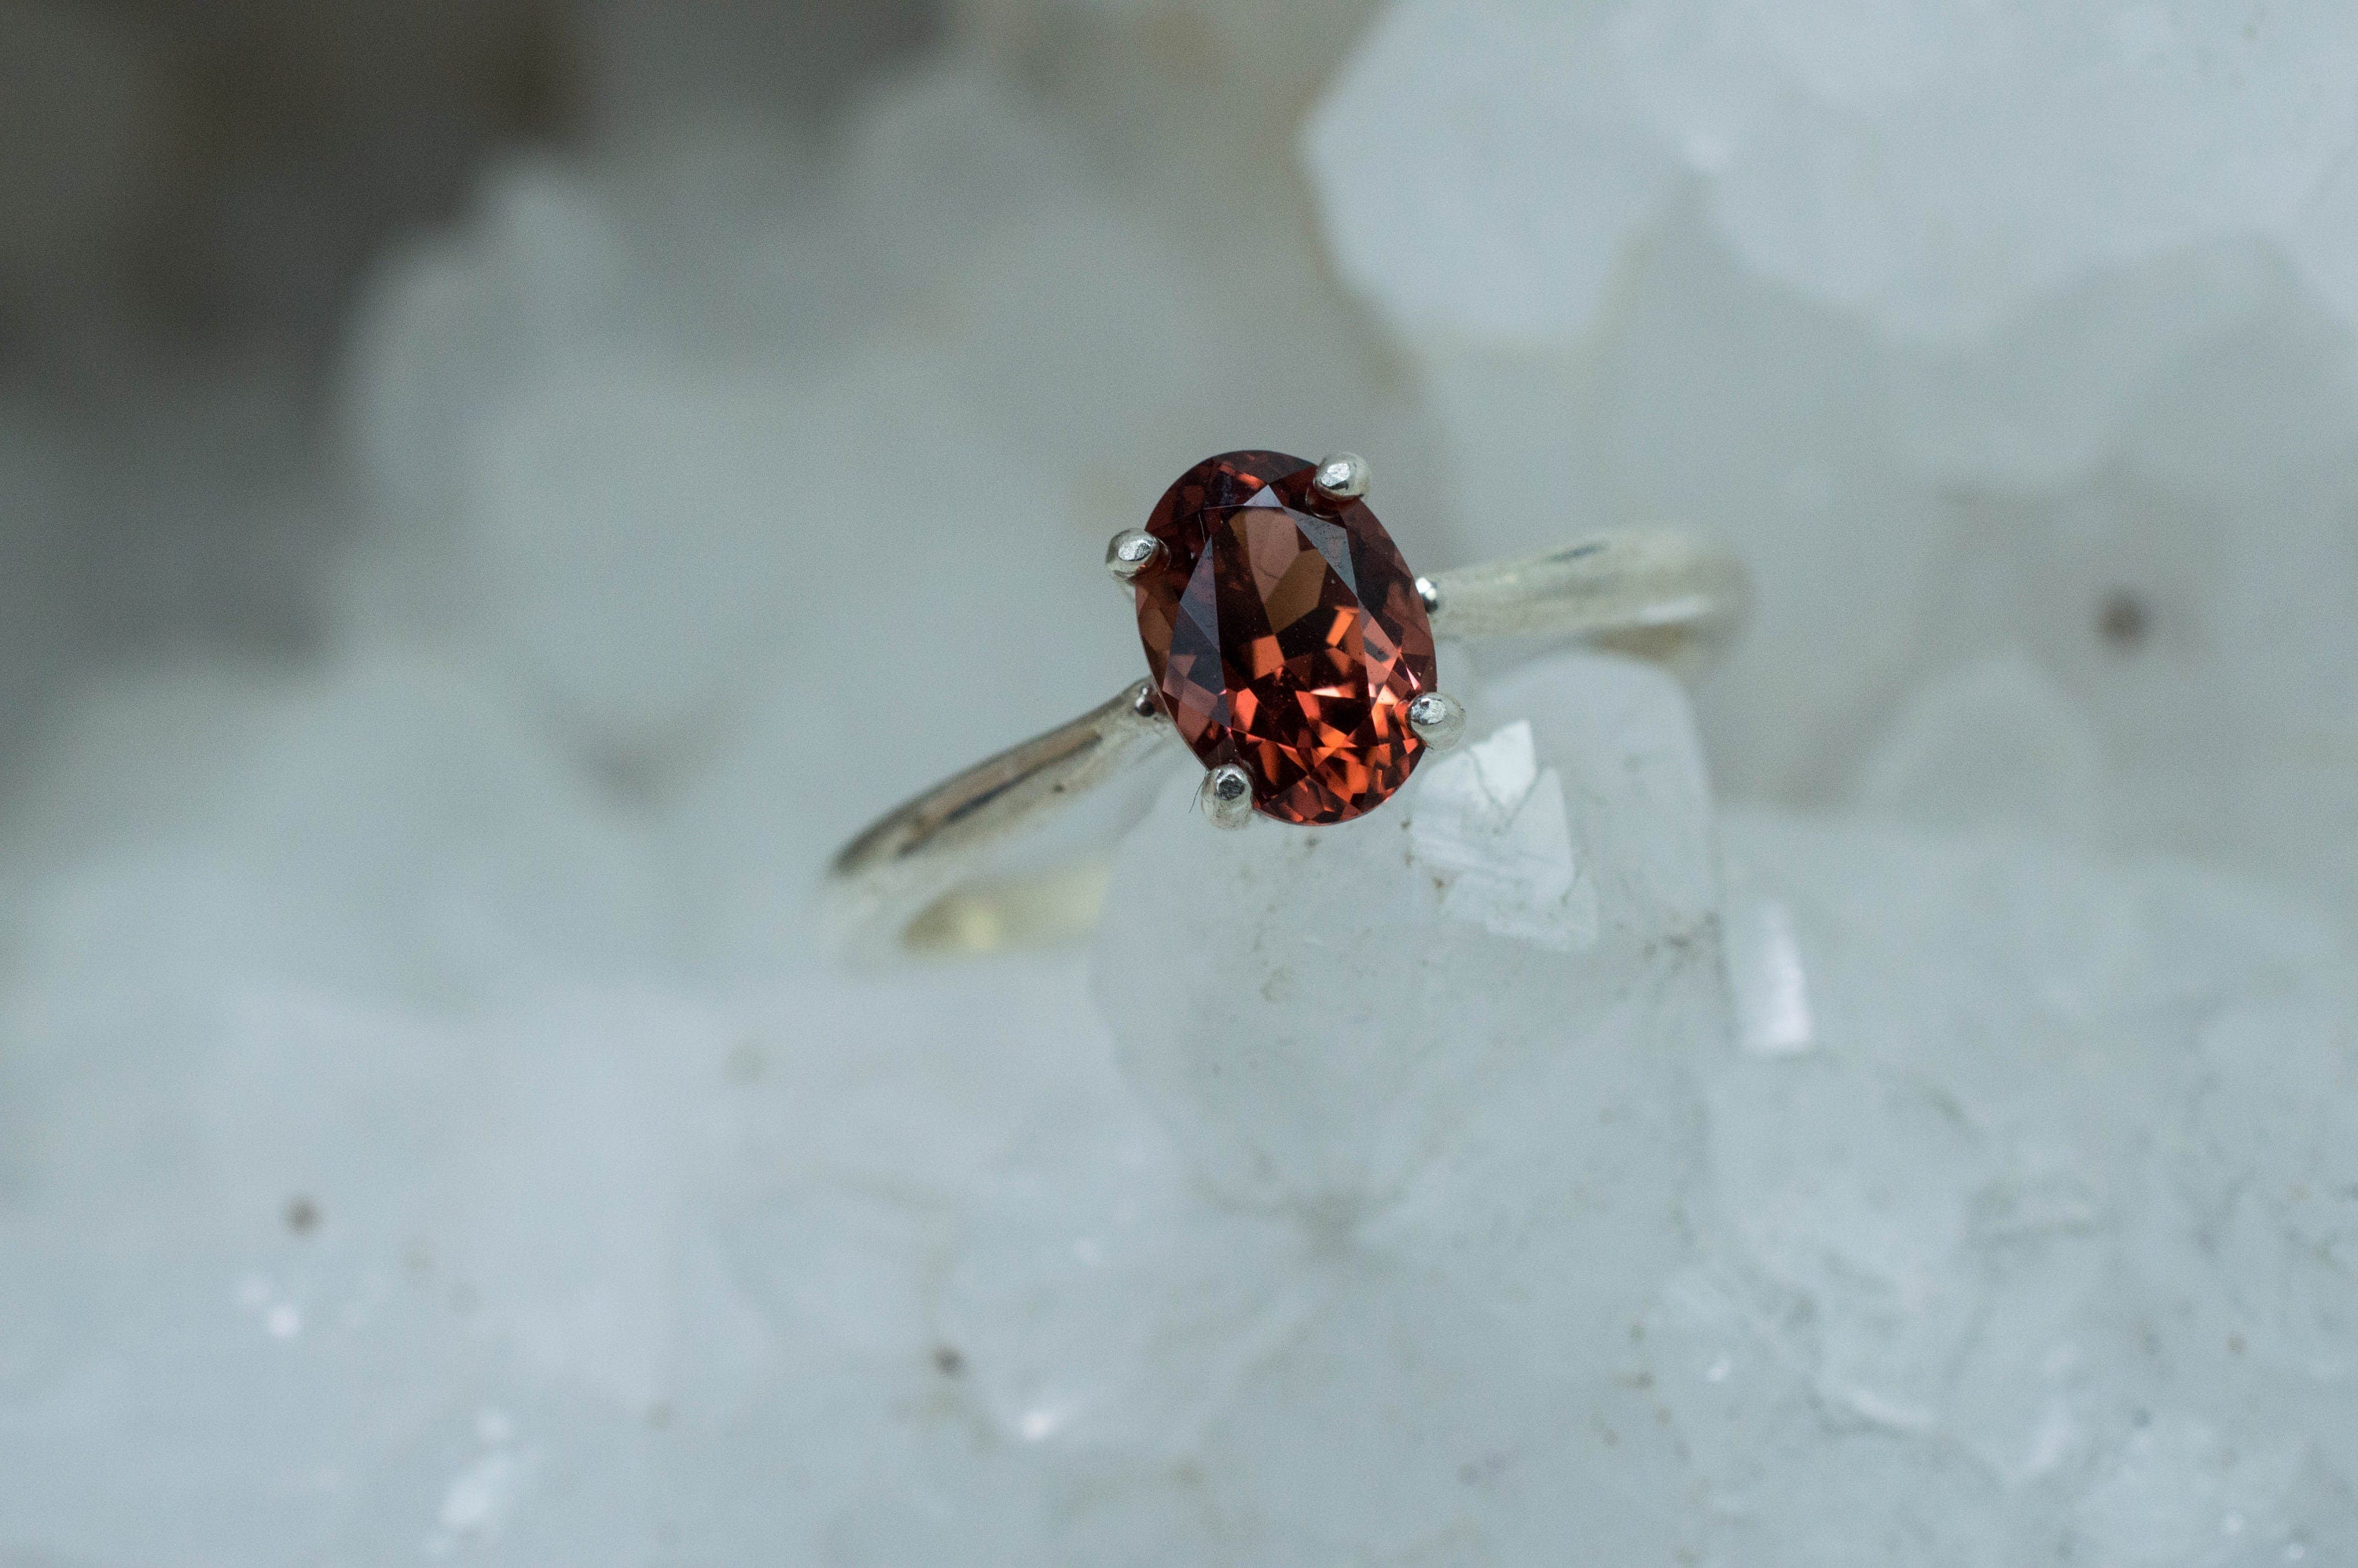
[1312,452,1370,501]
[1408,692,1466,750]
[1415,575,1442,614]
[1198,763,1254,828]
[1107,529,1162,582]
[1129,680,1163,720]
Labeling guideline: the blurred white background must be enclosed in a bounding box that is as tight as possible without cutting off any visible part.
[5,1,2358,1562]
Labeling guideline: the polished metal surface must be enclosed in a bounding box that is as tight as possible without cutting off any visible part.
[1425,532,1749,674]
[1198,763,1255,828]
[1406,691,1467,751]
[1105,528,1162,582]
[1311,451,1371,501]
[828,681,1177,962]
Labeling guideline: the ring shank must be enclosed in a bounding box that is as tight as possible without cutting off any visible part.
[826,531,1748,962]
[1425,532,1749,668]
[827,681,1175,962]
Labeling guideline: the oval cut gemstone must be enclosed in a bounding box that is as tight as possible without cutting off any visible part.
[1133,450,1439,824]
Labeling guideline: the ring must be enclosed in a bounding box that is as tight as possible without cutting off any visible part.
[827,449,1749,961]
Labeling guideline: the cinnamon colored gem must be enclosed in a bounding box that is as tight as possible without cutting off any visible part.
[1131,450,1439,824]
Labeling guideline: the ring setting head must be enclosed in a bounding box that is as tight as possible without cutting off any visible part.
[1122,450,1440,826]
[1408,691,1467,750]
[1106,528,1162,582]
[1311,451,1370,501]
[1199,764,1255,828]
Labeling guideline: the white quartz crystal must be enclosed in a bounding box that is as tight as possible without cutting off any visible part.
[1093,652,1717,1214]
[5,622,2356,1562]
[1305,0,2358,941]
[1406,719,1598,951]
[1310,0,2358,346]
[7,13,2358,1563]
[1853,653,2106,843]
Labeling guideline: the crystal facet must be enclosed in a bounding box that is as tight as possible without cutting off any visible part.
[1133,450,1438,824]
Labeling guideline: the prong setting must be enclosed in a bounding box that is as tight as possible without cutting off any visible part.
[1312,452,1370,501]
[1107,528,1162,582]
[1415,575,1442,614]
[1408,691,1467,751]
[1199,763,1255,828]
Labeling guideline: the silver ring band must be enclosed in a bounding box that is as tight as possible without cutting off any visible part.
[825,531,1748,963]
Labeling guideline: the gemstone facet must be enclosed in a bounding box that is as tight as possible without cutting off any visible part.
[1132,450,1439,824]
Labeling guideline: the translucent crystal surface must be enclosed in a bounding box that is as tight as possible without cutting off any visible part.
[6,11,2358,1563]
[1096,652,1717,1213]
[1304,0,2358,935]
[1309,0,2358,344]
[6,638,2352,1562]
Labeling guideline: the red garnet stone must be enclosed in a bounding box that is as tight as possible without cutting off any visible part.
[1132,450,1439,825]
